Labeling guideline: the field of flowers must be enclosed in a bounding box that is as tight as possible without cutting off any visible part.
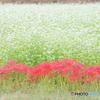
[1,59,100,83]
[0,3,100,100]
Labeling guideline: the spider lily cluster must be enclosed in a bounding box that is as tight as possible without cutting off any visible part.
[0,59,100,83]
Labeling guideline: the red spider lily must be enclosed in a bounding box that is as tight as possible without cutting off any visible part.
[27,59,77,77]
[27,66,40,77]
[60,63,83,75]
[0,75,7,79]
[0,64,13,74]
[0,68,11,74]
[94,65,100,74]
[0,59,16,74]
[0,58,100,83]
[27,77,37,82]
[82,65,100,78]
[59,67,72,74]
[39,62,52,72]
[27,58,84,81]
[61,58,78,67]
[12,64,30,73]
[5,59,16,67]
[27,62,52,77]
[28,69,50,77]
[67,71,82,82]
[60,74,67,78]
[70,63,83,73]
[59,62,83,80]
[50,58,80,73]
[47,73,55,77]
[50,60,67,73]
[35,71,49,77]
[82,78,95,82]
[95,75,100,80]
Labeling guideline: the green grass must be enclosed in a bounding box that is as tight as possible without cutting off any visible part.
[0,3,100,100]
[0,87,100,100]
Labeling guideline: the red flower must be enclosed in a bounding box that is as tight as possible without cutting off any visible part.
[0,75,7,79]
[68,72,82,82]
[71,63,83,73]
[27,62,52,77]
[50,59,67,72]
[83,65,100,78]
[47,73,55,76]
[0,68,11,74]
[95,75,100,80]
[27,77,37,82]
[95,65,100,74]
[12,64,29,73]
[82,78,94,82]
[61,58,77,67]
[5,59,16,66]
[60,67,72,73]
[1,58,99,83]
